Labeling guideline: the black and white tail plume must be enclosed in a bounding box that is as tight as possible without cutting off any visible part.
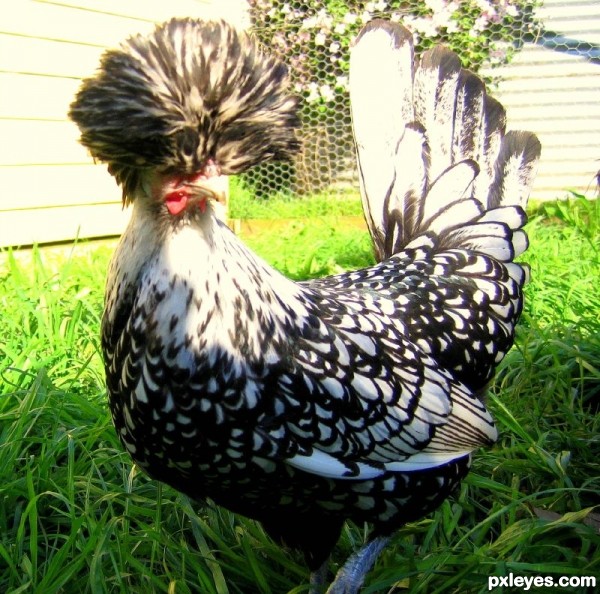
[351,21,540,263]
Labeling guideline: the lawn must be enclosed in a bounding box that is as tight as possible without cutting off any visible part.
[0,193,599,594]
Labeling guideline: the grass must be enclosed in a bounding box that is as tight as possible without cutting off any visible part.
[228,177,364,220]
[1,193,599,593]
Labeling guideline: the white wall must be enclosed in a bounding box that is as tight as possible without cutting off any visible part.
[483,0,600,202]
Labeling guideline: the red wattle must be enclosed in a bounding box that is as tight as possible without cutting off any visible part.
[165,190,188,215]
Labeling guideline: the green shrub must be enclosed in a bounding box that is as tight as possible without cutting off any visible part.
[245,0,541,198]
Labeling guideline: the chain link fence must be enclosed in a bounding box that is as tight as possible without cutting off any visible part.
[241,0,600,203]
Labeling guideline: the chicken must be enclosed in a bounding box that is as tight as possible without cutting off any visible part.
[69,18,540,594]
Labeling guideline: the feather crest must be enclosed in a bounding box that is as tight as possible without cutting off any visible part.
[69,18,300,199]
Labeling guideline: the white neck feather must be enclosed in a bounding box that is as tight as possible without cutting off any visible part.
[105,198,308,367]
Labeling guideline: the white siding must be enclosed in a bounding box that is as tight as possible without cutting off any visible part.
[483,0,600,202]
[0,0,249,248]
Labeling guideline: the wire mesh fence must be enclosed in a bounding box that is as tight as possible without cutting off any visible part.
[242,0,600,203]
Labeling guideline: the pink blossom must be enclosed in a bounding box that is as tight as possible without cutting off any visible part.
[408,15,439,38]
[474,15,490,33]
[446,0,459,13]
[475,0,492,11]
[297,30,311,44]
[425,0,446,12]
[301,16,318,30]
[319,84,335,102]
[445,20,459,34]
[366,0,388,11]
[306,82,320,103]
[335,75,349,90]
[314,32,326,46]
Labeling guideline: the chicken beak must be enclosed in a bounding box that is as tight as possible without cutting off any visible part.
[185,174,228,207]
[162,162,228,216]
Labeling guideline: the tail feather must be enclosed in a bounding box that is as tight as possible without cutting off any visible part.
[420,160,480,227]
[414,46,462,182]
[386,124,428,252]
[350,20,415,257]
[473,95,507,204]
[488,131,541,209]
[350,19,541,262]
[452,70,486,184]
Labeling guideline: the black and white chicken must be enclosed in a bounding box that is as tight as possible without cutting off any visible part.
[70,18,540,594]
